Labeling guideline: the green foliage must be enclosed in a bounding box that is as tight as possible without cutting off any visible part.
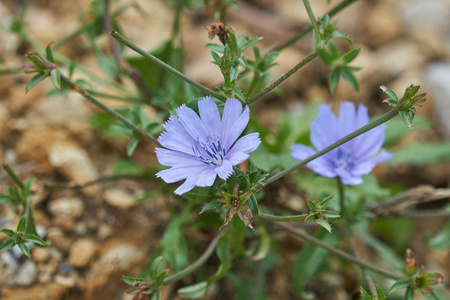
[389,141,450,166]
[427,221,450,249]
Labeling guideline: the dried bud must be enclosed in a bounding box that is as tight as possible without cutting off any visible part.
[202,22,228,45]
[405,248,417,277]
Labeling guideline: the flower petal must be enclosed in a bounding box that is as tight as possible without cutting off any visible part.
[156,164,208,183]
[226,152,250,166]
[222,99,250,150]
[177,104,209,143]
[310,105,340,150]
[215,159,233,180]
[337,101,357,137]
[159,117,196,153]
[174,176,197,195]
[353,125,386,160]
[226,133,261,157]
[291,144,337,177]
[155,148,201,167]
[371,149,393,164]
[195,167,217,187]
[198,96,222,136]
[335,167,364,185]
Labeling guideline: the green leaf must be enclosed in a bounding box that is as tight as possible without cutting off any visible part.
[0,238,15,252]
[24,234,46,246]
[360,287,375,300]
[341,47,361,63]
[240,37,263,51]
[383,116,432,146]
[205,43,224,53]
[376,285,387,300]
[319,194,335,208]
[307,200,318,213]
[331,31,352,44]
[315,218,332,233]
[122,275,146,286]
[178,281,208,299]
[50,68,62,91]
[25,72,47,94]
[154,270,168,287]
[16,215,27,233]
[0,194,12,204]
[341,66,359,91]
[127,137,141,157]
[404,287,415,300]
[0,229,15,237]
[200,200,224,214]
[322,210,340,218]
[329,68,340,93]
[399,110,414,129]
[292,228,340,296]
[18,243,31,258]
[427,222,450,249]
[210,50,222,66]
[150,290,161,300]
[316,47,335,66]
[389,278,410,294]
[149,256,165,279]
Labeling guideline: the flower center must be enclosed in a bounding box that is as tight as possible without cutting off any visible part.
[333,148,355,170]
[192,135,226,166]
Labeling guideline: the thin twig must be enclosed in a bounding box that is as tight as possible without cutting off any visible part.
[276,222,404,280]
[163,230,226,285]
[374,210,450,219]
[60,74,158,143]
[110,31,227,101]
[104,0,153,101]
[258,211,307,222]
[2,162,26,190]
[245,52,318,105]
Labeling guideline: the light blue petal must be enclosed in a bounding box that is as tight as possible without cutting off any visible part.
[350,161,376,176]
[353,125,386,160]
[155,148,201,167]
[221,98,242,131]
[177,104,209,144]
[215,160,233,180]
[371,149,392,163]
[156,165,208,183]
[338,101,357,137]
[195,167,217,187]
[159,117,197,153]
[351,104,370,146]
[291,144,337,177]
[222,106,250,151]
[174,176,197,195]
[336,167,363,185]
[226,133,261,157]
[310,105,340,150]
[199,96,222,136]
[226,152,250,166]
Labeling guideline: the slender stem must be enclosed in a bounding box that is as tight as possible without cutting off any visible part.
[85,89,141,102]
[110,31,227,101]
[163,230,225,285]
[2,163,26,190]
[271,0,359,52]
[302,0,320,37]
[337,178,346,222]
[276,222,403,280]
[261,109,398,188]
[258,212,307,222]
[60,74,158,143]
[24,197,32,234]
[245,52,318,105]
[374,210,450,219]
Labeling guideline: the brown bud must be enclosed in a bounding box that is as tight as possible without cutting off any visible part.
[405,248,417,277]
[202,22,228,44]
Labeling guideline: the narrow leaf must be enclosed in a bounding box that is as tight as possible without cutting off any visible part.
[150,256,165,279]
[315,218,332,233]
[178,281,208,299]
[24,234,46,246]
[127,137,141,157]
[389,278,410,294]
[342,47,361,63]
[376,284,387,300]
[360,287,374,300]
[17,215,27,233]
[0,239,15,252]
[18,243,31,258]
[0,229,15,237]
[25,72,47,94]
[50,68,62,91]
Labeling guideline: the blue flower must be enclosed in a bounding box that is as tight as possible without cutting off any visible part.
[156,96,261,195]
[291,101,392,185]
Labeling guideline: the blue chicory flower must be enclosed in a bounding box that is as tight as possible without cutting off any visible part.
[291,101,392,185]
[156,96,261,195]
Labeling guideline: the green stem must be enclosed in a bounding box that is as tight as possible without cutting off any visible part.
[260,109,398,188]
[271,0,358,53]
[276,222,404,280]
[302,0,320,37]
[60,75,158,143]
[258,212,307,222]
[163,230,225,285]
[245,52,318,105]
[337,178,346,222]
[2,163,26,190]
[110,31,227,102]
[0,67,21,76]
[85,89,141,102]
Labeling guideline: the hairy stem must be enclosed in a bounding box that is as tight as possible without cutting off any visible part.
[277,223,403,280]
[261,109,398,188]
[110,31,227,101]
[163,230,225,285]
[245,52,318,105]
[258,212,307,222]
[271,0,359,52]
[60,75,158,143]
[2,163,26,190]
[302,0,320,37]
